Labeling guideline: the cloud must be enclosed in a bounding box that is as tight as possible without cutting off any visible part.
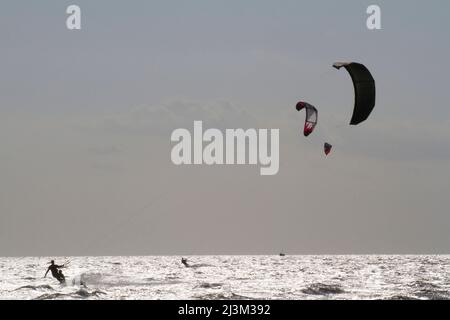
[86,99,257,136]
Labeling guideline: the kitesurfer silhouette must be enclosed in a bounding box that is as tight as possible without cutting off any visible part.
[181,258,190,267]
[44,260,65,283]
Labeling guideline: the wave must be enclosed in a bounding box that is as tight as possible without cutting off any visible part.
[414,288,450,300]
[301,283,345,295]
[147,279,184,286]
[185,263,213,269]
[33,293,67,300]
[384,295,420,300]
[74,288,107,298]
[33,289,107,300]
[196,282,223,289]
[406,280,449,300]
[70,272,183,288]
[194,292,256,300]
[14,284,54,291]
[408,280,440,290]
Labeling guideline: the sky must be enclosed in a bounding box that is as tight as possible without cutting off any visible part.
[1,0,450,256]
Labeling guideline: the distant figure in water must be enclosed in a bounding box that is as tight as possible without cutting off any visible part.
[44,260,65,283]
[279,253,286,257]
[181,258,190,267]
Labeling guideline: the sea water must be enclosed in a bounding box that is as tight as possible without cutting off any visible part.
[1,255,449,300]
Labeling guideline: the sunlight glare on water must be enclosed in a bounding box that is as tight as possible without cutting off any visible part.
[1,255,450,300]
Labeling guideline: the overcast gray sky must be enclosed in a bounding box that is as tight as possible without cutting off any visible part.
[1,0,450,256]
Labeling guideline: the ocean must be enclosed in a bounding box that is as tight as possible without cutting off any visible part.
[1,255,449,300]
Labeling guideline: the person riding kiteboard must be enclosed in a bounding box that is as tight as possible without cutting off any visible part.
[44,260,66,283]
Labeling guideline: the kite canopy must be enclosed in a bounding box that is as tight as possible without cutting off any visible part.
[324,142,332,156]
[296,101,318,137]
[333,62,376,125]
